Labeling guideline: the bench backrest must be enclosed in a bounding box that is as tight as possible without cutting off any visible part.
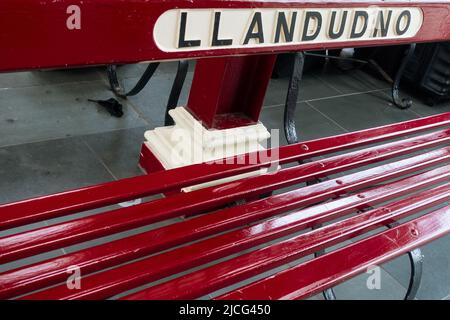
[1,0,450,72]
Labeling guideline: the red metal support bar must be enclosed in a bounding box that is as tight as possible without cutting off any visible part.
[216,205,450,300]
[1,130,449,264]
[187,55,277,129]
[121,184,450,300]
[2,164,449,299]
[2,112,450,231]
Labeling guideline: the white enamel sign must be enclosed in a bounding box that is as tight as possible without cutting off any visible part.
[154,7,423,52]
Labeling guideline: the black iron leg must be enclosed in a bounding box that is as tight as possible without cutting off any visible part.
[283,52,304,145]
[387,221,423,300]
[107,61,190,126]
[305,47,417,110]
[107,65,126,98]
[165,60,190,126]
[314,216,423,300]
[392,44,416,109]
[107,62,189,126]
[404,248,423,300]
[126,63,160,97]
[107,63,160,98]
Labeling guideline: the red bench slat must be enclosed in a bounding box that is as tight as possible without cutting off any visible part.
[21,182,450,300]
[216,205,450,300]
[2,112,450,231]
[2,163,449,299]
[3,129,449,264]
[119,184,450,300]
[1,113,449,300]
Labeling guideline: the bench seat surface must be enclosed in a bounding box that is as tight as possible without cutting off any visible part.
[1,113,450,300]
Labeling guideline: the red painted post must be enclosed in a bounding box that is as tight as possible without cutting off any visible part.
[186,55,277,129]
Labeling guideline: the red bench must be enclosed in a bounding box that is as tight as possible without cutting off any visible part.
[1,0,450,300]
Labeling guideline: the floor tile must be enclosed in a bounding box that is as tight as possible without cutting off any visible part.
[382,234,450,300]
[308,89,419,132]
[0,137,113,203]
[0,67,103,89]
[99,64,150,82]
[125,71,194,126]
[260,102,347,147]
[81,126,150,179]
[0,81,147,147]
[315,63,390,94]
[332,267,407,300]
[378,88,450,117]
[263,73,341,107]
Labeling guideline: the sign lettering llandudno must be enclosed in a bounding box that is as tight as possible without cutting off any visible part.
[154,7,423,52]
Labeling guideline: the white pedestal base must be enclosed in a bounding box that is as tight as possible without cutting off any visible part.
[143,107,271,192]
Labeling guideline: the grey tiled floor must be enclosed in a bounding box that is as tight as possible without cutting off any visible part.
[1,61,450,299]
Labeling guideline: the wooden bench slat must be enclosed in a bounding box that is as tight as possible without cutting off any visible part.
[3,163,449,299]
[216,205,450,300]
[3,129,449,264]
[20,180,450,300]
[2,112,450,231]
[1,113,450,299]
[118,183,450,300]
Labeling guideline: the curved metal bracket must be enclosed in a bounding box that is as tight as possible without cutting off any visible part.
[311,219,423,300]
[283,52,324,187]
[107,65,126,98]
[107,63,160,98]
[404,248,423,300]
[107,61,189,126]
[305,47,417,110]
[165,60,190,126]
[282,52,423,300]
[392,43,416,109]
[283,52,305,145]
[388,221,423,300]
